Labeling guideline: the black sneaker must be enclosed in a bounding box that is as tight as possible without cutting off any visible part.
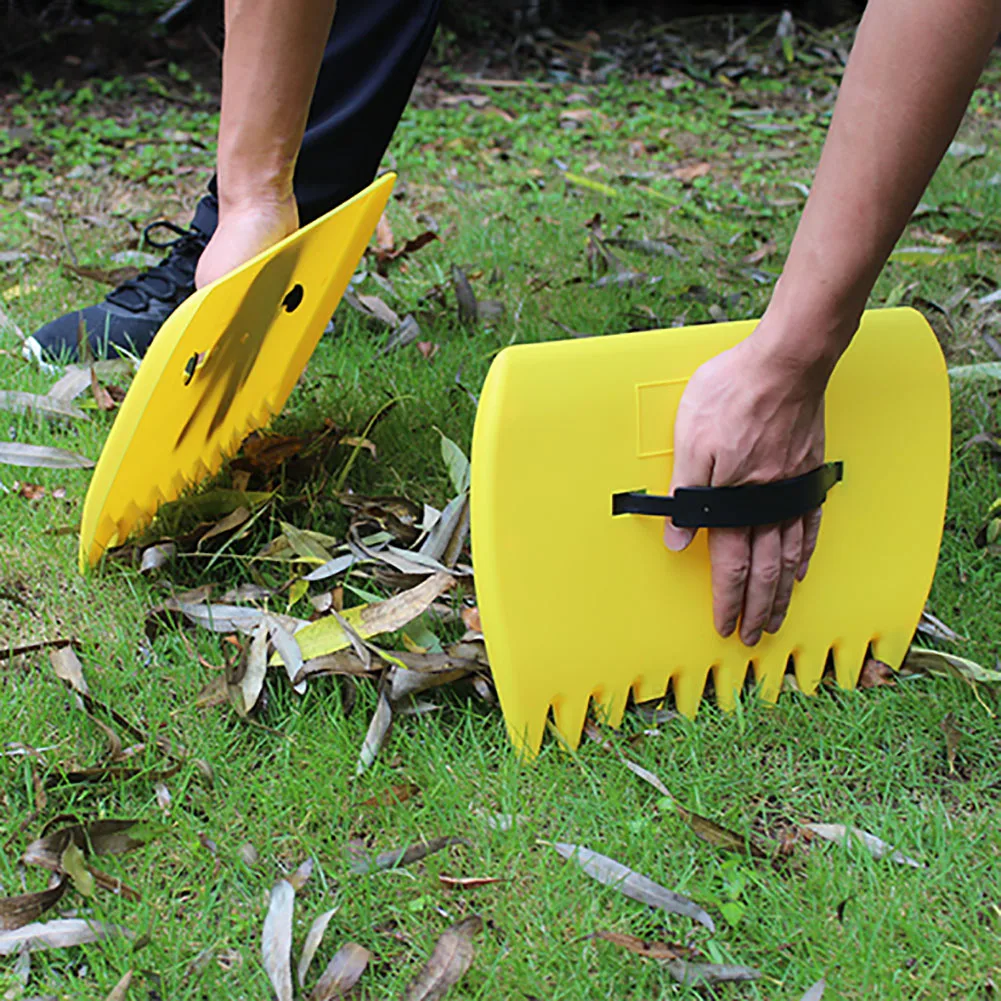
[23,195,218,368]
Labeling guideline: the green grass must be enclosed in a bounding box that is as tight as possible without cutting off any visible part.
[2,24,1001,1000]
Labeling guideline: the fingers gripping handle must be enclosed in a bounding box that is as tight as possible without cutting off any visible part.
[612,461,844,529]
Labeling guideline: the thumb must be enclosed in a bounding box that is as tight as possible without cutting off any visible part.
[662,418,713,553]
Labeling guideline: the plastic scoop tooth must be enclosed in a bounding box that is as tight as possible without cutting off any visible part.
[832,635,871,691]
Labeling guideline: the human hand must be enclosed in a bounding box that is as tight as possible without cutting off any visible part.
[195,196,299,289]
[662,325,834,646]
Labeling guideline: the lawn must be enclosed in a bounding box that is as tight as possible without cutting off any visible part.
[1,15,1000,1000]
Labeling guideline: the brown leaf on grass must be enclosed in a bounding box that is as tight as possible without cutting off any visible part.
[666,960,762,986]
[416,341,439,360]
[375,231,439,271]
[262,879,295,1001]
[800,979,827,1001]
[461,607,482,634]
[389,665,471,703]
[0,443,95,469]
[90,366,116,412]
[0,876,69,931]
[104,969,133,1001]
[376,213,395,252]
[590,929,685,961]
[49,646,89,696]
[195,674,230,710]
[0,638,72,663]
[742,240,777,265]
[356,294,401,329]
[340,493,425,546]
[859,658,896,689]
[941,713,962,774]
[438,875,504,890]
[23,820,147,871]
[288,858,315,892]
[297,908,339,989]
[198,506,251,548]
[669,162,711,184]
[552,843,715,931]
[451,266,478,327]
[15,481,46,500]
[402,915,482,1001]
[63,262,140,286]
[360,784,421,809]
[310,942,371,1001]
[0,918,132,955]
[349,836,470,876]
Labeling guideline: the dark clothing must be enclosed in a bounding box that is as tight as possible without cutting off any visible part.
[210,0,441,223]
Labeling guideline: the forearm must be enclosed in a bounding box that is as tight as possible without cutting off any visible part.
[216,0,336,213]
[758,0,1001,379]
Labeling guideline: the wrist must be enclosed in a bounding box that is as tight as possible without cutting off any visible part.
[750,279,863,391]
[216,146,298,217]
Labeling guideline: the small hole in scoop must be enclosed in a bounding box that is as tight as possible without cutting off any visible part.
[282,284,304,312]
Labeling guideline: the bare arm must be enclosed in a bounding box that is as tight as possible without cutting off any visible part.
[759,0,1001,377]
[667,0,1001,646]
[196,0,337,286]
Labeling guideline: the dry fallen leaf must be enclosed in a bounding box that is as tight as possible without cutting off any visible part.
[355,686,393,777]
[349,836,470,876]
[104,969,133,1001]
[309,942,371,1001]
[376,213,395,252]
[666,960,762,986]
[284,572,454,664]
[238,621,269,715]
[0,442,95,469]
[591,929,685,961]
[438,875,504,890]
[49,645,89,696]
[803,823,924,868]
[552,843,715,931]
[0,390,86,420]
[262,879,295,1001]
[858,658,896,689]
[0,877,69,932]
[402,915,482,1001]
[0,918,131,955]
[359,784,421,809]
[800,979,827,1001]
[297,908,339,989]
[22,820,147,871]
[451,266,478,327]
[669,162,711,183]
[904,646,1001,685]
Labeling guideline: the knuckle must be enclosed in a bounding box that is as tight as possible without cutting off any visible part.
[756,560,782,586]
[719,559,751,586]
[781,551,801,574]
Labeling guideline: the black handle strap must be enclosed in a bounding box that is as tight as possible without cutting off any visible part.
[612,461,844,529]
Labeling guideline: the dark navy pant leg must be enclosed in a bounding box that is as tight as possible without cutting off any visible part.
[294,0,441,223]
[209,0,440,223]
